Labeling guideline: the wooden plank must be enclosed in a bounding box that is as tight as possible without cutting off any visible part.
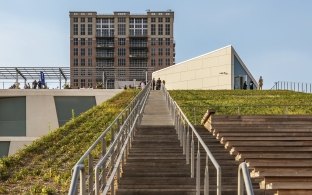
[267,182,312,189]
[217,132,312,138]
[225,141,312,149]
[236,152,312,161]
[276,189,312,195]
[251,167,312,178]
[246,159,312,168]
[221,137,312,144]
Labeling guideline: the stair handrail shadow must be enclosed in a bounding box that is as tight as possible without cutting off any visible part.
[68,82,151,195]
[162,87,222,195]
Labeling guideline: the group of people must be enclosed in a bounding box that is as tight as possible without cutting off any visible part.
[242,76,263,90]
[31,80,46,89]
[152,78,165,90]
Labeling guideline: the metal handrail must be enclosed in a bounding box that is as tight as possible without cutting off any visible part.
[162,87,222,195]
[94,85,150,194]
[238,162,254,195]
[271,81,312,93]
[68,83,150,195]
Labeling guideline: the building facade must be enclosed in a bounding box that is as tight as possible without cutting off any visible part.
[152,45,258,90]
[69,11,175,89]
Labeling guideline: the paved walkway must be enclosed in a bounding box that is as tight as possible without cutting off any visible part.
[140,90,174,126]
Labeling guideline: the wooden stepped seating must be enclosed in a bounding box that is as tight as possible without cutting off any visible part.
[201,113,312,195]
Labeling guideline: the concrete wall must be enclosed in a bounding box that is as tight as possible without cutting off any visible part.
[0,89,122,156]
[152,45,233,90]
[152,45,257,90]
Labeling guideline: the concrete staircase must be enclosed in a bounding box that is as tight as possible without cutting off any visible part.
[203,115,312,195]
[116,91,270,194]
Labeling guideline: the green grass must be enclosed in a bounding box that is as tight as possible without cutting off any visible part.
[169,90,312,124]
[0,89,139,194]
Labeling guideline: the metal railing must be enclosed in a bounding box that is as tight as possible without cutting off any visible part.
[94,84,150,195]
[163,87,222,195]
[238,162,254,195]
[68,83,150,195]
[271,81,312,93]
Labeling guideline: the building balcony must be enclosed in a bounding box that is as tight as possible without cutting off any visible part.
[129,43,147,48]
[96,43,114,48]
[129,54,148,58]
[96,54,115,58]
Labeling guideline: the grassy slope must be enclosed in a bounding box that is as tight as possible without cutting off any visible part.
[0,89,139,194]
[170,90,312,124]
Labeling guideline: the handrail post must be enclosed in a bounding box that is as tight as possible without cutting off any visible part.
[88,154,94,195]
[204,155,209,195]
[196,143,200,195]
[191,133,195,178]
[80,166,86,195]
[186,127,190,164]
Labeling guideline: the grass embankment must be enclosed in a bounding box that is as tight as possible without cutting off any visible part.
[170,90,312,124]
[0,89,139,194]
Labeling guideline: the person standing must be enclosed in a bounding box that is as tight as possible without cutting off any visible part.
[243,81,247,90]
[152,78,156,90]
[258,76,263,90]
[249,80,254,90]
[156,78,161,90]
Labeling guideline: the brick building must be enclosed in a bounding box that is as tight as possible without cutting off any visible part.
[69,11,175,88]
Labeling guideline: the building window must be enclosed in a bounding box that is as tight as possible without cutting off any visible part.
[81,79,86,88]
[165,38,170,46]
[118,24,126,35]
[118,38,126,46]
[73,79,78,87]
[151,38,156,46]
[129,18,147,36]
[81,48,85,56]
[88,24,92,35]
[74,24,78,35]
[80,24,85,35]
[74,38,78,45]
[166,58,170,66]
[81,18,85,23]
[81,38,85,46]
[88,38,92,46]
[88,58,92,66]
[158,48,163,56]
[165,17,170,23]
[73,17,78,23]
[118,48,126,56]
[151,24,156,35]
[81,58,85,66]
[81,68,86,76]
[118,17,126,23]
[74,69,78,76]
[151,48,155,56]
[158,18,163,23]
[88,48,92,56]
[74,48,78,56]
[165,48,170,56]
[96,18,114,36]
[118,58,126,66]
[151,58,155,66]
[158,24,163,35]
[88,17,92,23]
[151,18,156,23]
[158,58,163,66]
[165,24,170,35]
[158,38,163,46]
[74,58,78,66]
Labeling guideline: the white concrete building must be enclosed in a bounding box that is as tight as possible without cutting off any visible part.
[0,89,122,157]
[152,45,257,90]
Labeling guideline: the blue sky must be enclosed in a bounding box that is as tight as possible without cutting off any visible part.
[0,0,311,89]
